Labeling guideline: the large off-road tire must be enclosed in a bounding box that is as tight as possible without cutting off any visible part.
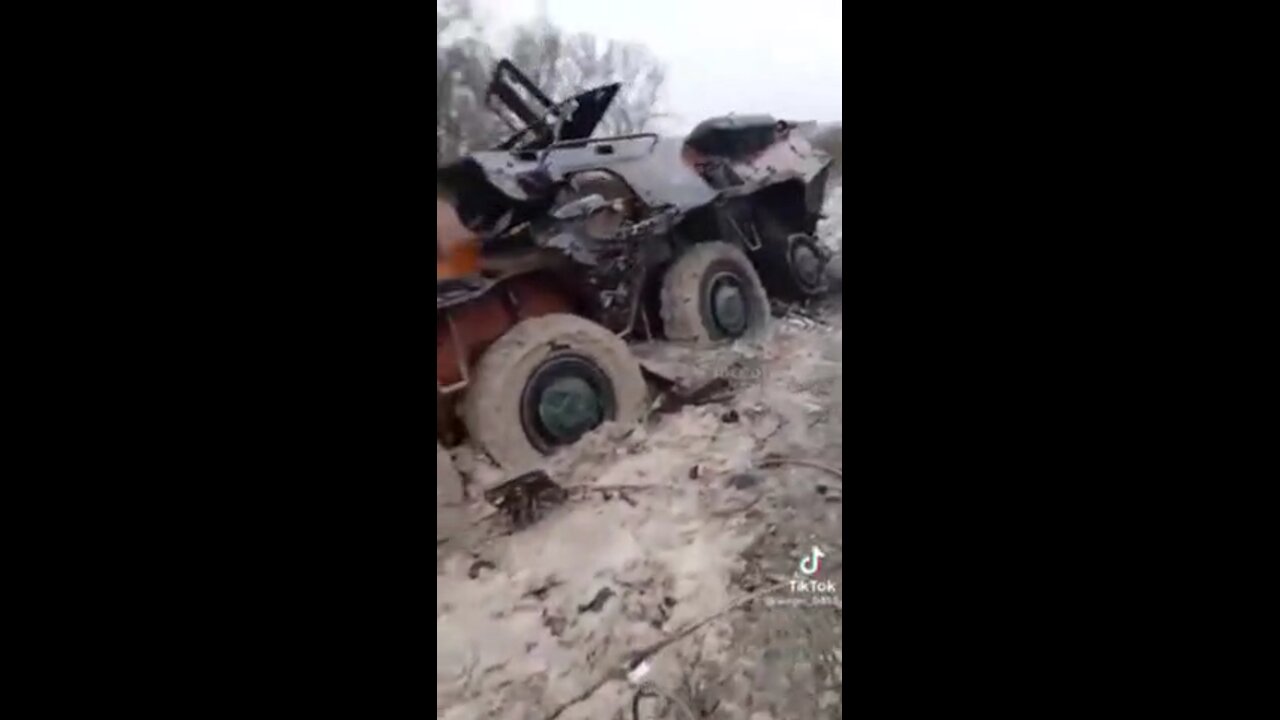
[660,241,771,344]
[754,214,830,300]
[461,313,648,470]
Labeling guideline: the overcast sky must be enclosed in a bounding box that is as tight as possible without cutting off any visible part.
[471,0,842,132]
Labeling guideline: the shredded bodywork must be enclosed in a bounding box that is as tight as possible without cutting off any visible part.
[436,57,836,455]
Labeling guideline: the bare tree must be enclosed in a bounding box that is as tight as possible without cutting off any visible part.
[509,23,667,136]
[436,0,502,162]
[437,6,668,164]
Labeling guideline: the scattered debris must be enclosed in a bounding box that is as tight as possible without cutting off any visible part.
[438,57,836,482]
[523,577,564,600]
[436,182,843,718]
[627,659,651,683]
[483,470,570,529]
[758,455,843,480]
[770,297,830,325]
[542,609,567,638]
[631,682,699,720]
[578,587,616,614]
[623,563,841,680]
[468,559,496,579]
[711,491,765,518]
[654,377,735,413]
[748,412,785,444]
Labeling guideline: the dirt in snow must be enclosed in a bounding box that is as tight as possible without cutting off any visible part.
[437,184,843,720]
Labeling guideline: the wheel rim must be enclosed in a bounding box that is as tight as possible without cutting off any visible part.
[519,354,616,452]
[789,236,825,292]
[708,272,748,337]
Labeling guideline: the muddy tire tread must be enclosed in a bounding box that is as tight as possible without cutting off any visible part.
[660,241,771,344]
[461,313,647,470]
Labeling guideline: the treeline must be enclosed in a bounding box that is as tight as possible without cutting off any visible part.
[436,0,667,163]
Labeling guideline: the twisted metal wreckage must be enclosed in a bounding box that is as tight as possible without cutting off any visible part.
[436,58,835,503]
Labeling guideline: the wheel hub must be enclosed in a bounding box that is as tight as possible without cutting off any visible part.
[537,376,602,442]
[519,354,616,452]
[708,274,748,336]
[789,236,825,291]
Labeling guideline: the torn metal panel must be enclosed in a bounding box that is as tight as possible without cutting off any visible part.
[725,129,831,189]
[464,135,718,212]
[436,57,840,428]
[558,136,716,211]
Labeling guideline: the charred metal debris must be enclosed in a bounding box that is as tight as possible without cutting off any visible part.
[437,58,835,344]
[483,469,569,529]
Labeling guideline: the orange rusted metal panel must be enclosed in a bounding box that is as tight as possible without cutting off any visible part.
[437,197,481,280]
[506,275,574,320]
[436,275,574,387]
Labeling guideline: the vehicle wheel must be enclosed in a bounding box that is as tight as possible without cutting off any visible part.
[660,241,771,344]
[461,314,648,469]
[755,215,830,299]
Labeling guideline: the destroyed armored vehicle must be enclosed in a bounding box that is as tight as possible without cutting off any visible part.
[438,59,833,471]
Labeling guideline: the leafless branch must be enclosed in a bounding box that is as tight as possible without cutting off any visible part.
[438,11,668,165]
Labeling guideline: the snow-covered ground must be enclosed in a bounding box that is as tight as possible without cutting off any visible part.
[437,184,843,719]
